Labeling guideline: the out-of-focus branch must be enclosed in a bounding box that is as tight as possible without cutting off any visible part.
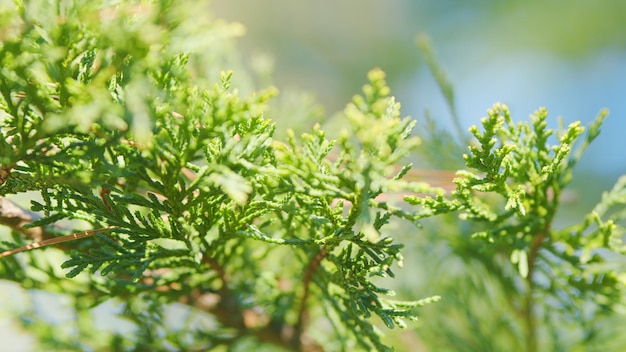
[0,195,43,242]
[190,253,324,351]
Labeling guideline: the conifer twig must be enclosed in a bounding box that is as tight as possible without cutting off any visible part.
[0,195,117,259]
[0,227,116,258]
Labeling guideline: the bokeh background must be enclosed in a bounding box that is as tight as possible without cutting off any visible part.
[212,0,626,180]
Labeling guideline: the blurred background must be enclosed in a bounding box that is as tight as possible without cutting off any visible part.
[212,0,626,180]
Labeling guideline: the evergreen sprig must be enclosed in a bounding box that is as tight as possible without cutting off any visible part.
[450,103,626,350]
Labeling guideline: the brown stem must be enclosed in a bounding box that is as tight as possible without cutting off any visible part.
[293,246,328,351]
[0,195,44,241]
[0,227,116,258]
[0,164,16,187]
[200,254,246,330]
[524,229,546,352]
[0,195,121,258]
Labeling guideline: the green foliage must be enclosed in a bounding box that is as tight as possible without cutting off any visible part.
[402,42,626,352]
[454,104,625,348]
[1,1,625,352]
[0,1,442,350]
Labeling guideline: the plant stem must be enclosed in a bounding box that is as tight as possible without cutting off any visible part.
[524,230,546,352]
[524,277,537,352]
[293,245,328,351]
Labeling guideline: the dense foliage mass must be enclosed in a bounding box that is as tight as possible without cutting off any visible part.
[1,1,625,351]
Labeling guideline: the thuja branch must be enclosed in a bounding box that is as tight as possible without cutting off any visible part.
[449,104,626,350]
[0,226,115,259]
